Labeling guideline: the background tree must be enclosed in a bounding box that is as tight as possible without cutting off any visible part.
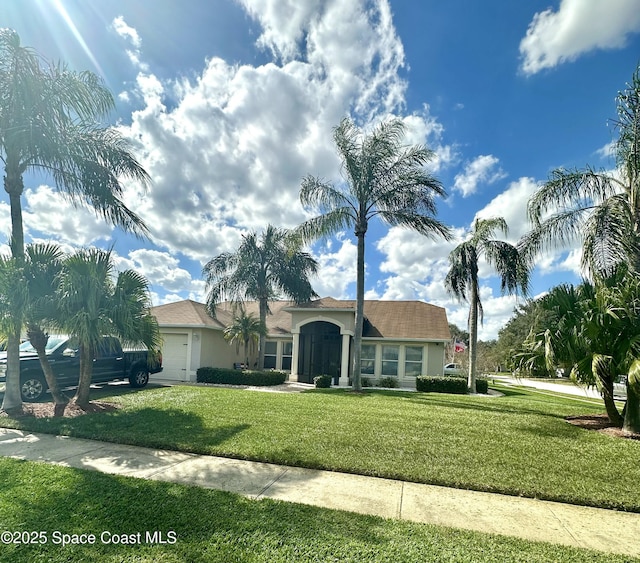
[0,29,151,412]
[521,63,640,278]
[223,306,266,368]
[203,225,318,370]
[298,117,450,391]
[55,248,160,409]
[445,217,529,393]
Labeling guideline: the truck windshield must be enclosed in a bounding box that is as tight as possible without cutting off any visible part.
[19,336,68,354]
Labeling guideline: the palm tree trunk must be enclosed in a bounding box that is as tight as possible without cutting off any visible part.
[1,166,25,413]
[258,299,268,370]
[468,276,479,394]
[352,229,366,391]
[600,377,623,426]
[72,343,93,409]
[623,385,640,433]
[1,332,22,413]
[27,326,67,411]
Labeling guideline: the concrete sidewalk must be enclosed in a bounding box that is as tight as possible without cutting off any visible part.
[1,428,638,558]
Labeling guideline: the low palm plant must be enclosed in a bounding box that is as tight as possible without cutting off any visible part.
[55,248,160,408]
[223,307,266,368]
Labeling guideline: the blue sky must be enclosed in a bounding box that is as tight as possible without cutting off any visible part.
[3,0,640,339]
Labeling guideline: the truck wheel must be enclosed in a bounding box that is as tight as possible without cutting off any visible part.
[21,374,47,402]
[129,367,149,388]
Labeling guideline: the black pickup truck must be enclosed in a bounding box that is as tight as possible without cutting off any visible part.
[0,335,163,401]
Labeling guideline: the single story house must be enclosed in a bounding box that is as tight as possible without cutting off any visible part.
[150,297,451,387]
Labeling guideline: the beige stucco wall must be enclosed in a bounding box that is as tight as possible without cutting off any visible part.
[289,309,356,335]
[199,328,249,370]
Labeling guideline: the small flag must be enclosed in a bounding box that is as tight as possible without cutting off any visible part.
[454,340,466,353]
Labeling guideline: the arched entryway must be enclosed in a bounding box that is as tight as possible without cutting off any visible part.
[297,321,343,384]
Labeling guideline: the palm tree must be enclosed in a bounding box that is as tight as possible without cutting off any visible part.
[203,225,318,370]
[521,63,640,277]
[445,217,529,393]
[224,306,266,368]
[0,29,151,412]
[23,243,67,411]
[298,117,450,391]
[55,248,160,408]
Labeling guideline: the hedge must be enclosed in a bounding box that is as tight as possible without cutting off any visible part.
[196,367,287,386]
[313,375,332,388]
[416,376,489,394]
[416,376,467,394]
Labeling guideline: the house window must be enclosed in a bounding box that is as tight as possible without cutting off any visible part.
[264,341,277,369]
[404,346,423,377]
[282,341,293,370]
[381,345,399,376]
[361,344,376,375]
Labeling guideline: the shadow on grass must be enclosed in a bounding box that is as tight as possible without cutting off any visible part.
[0,457,389,562]
[1,404,251,455]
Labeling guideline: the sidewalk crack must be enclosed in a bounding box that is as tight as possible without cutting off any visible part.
[255,468,289,499]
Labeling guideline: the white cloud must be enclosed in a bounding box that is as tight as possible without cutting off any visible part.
[453,155,506,197]
[22,185,114,246]
[114,1,451,274]
[520,0,640,75]
[474,176,539,242]
[112,16,148,71]
[311,236,358,298]
[114,249,205,297]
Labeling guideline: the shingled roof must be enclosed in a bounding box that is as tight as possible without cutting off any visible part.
[287,297,450,340]
[151,298,450,341]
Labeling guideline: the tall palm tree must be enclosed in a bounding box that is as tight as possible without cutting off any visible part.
[445,217,529,393]
[203,225,318,370]
[223,306,266,368]
[521,63,640,277]
[55,248,160,408]
[0,29,151,412]
[298,117,450,391]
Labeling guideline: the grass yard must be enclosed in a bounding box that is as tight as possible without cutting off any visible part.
[1,384,639,511]
[0,457,633,563]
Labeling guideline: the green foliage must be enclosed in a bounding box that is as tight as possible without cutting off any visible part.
[377,376,399,388]
[202,224,318,369]
[298,117,450,391]
[445,217,530,393]
[475,378,489,394]
[361,377,373,387]
[196,367,287,386]
[522,63,640,277]
[313,375,332,388]
[416,376,467,394]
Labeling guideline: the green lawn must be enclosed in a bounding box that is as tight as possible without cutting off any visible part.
[0,457,632,563]
[1,383,639,511]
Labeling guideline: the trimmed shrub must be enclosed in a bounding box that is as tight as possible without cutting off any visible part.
[313,375,332,388]
[476,378,489,394]
[361,377,373,388]
[377,376,399,388]
[416,376,467,394]
[196,367,287,386]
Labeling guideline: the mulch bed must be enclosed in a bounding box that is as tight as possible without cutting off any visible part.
[0,401,119,419]
[566,414,640,440]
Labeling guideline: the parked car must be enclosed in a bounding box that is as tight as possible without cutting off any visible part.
[613,375,627,401]
[0,335,162,401]
[444,363,464,376]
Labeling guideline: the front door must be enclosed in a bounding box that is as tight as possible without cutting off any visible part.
[297,322,342,384]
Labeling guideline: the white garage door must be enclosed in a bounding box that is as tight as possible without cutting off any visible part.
[154,333,189,381]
